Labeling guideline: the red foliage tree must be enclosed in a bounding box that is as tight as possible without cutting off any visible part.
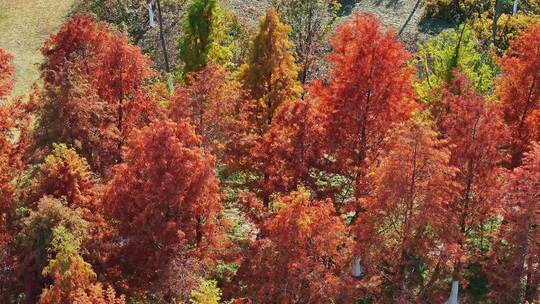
[236,190,353,303]
[489,142,540,303]
[37,13,159,172]
[33,69,120,173]
[0,48,14,99]
[169,65,241,160]
[0,48,17,298]
[355,121,459,302]
[497,22,540,168]
[312,13,414,210]
[437,72,508,301]
[252,97,325,201]
[26,144,97,210]
[104,120,226,296]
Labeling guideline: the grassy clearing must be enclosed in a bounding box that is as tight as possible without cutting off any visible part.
[0,0,75,96]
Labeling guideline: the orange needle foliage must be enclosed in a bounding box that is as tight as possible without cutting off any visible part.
[253,98,325,201]
[437,72,508,291]
[239,9,302,135]
[355,121,459,302]
[104,120,226,294]
[498,22,540,168]
[0,48,18,295]
[0,49,14,99]
[26,144,97,210]
[489,142,540,303]
[312,13,414,205]
[236,190,353,303]
[36,14,160,172]
[169,65,241,160]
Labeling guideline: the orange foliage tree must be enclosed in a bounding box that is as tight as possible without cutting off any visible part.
[234,9,303,204]
[489,142,540,303]
[312,13,414,209]
[497,22,540,167]
[239,9,302,136]
[355,121,459,302]
[252,98,325,201]
[236,190,353,303]
[0,49,31,299]
[26,144,97,209]
[104,120,226,297]
[169,65,241,160]
[437,72,508,301]
[36,13,159,172]
[0,48,17,299]
[0,48,14,99]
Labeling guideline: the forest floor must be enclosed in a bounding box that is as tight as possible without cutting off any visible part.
[0,0,450,97]
[355,0,454,50]
[0,0,76,96]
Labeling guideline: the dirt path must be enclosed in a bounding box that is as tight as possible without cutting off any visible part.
[0,0,75,96]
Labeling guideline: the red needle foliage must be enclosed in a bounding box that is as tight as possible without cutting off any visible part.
[37,13,159,172]
[236,190,353,303]
[497,22,540,168]
[0,49,16,219]
[104,120,226,294]
[355,121,459,302]
[437,72,508,287]
[169,65,241,160]
[489,142,540,304]
[0,49,17,294]
[253,97,325,200]
[26,144,97,210]
[0,49,14,99]
[312,13,414,205]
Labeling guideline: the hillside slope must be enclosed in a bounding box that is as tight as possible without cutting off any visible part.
[355,0,452,49]
[0,0,75,96]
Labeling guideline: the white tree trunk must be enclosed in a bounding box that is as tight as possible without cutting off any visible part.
[352,256,363,278]
[448,280,459,304]
[513,0,519,16]
[148,0,155,28]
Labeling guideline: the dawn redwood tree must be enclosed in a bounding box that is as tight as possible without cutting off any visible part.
[104,120,226,297]
[438,72,508,303]
[32,70,119,172]
[312,13,414,210]
[0,49,27,299]
[236,190,353,303]
[240,8,302,136]
[489,142,540,303]
[0,48,14,99]
[169,65,241,159]
[0,49,16,232]
[69,283,125,304]
[253,97,325,201]
[26,143,97,210]
[355,121,459,302]
[38,13,159,170]
[17,197,91,304]
[497,22,540,167]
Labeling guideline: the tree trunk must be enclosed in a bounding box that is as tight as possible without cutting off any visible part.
[448,280,459,304]
[156,0,171,73]
[492,0,501,46]
[148,0,155,27]
[513,0,519,16]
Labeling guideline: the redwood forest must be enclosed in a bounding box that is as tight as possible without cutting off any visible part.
[0,0,538,303]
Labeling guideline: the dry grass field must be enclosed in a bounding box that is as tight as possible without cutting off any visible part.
[0,0,75,96]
